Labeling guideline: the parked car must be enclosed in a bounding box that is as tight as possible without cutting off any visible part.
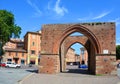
[5,62,21,68]
[0,62,6,67]
[29,63,32,67]
[117,63,120,68]
[78,64,88,69]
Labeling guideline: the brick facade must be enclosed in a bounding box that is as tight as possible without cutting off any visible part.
[39,22,116,75]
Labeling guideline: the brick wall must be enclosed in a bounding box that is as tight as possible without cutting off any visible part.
[40,22,116,75]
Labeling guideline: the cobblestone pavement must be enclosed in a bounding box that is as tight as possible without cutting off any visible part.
[21,66,120,84]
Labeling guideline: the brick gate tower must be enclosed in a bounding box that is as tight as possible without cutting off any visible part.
[39,22,116,75]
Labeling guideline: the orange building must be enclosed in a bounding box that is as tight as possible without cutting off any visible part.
[65,48,80,65]
[80,47,88,65]
[2,31,41,65]
[3,38,27,65]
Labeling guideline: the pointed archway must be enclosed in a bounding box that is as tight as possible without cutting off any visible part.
[39,22,116,75]
[58,24,100,74]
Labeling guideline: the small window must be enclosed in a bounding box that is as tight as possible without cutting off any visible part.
[32,42,35,46]
[7,58,12,62]
[9,52,11,56]
[16,52,18,56]
[22,53,24,57]
[21,59,25,64]
[31,50,35,54]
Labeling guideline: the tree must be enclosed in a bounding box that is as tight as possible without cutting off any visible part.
[0,10,21,56]
[116,45,120,59]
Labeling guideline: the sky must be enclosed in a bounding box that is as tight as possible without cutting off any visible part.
[0,0,120,54]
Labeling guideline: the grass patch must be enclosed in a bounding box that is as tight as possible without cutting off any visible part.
[96,74,103,76]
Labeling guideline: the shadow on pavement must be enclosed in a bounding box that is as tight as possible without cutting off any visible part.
[26,69,38,73]
[62,68,90,75]
[67,69,89,74]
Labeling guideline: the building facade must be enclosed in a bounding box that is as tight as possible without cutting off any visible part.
[24,31,41,65]
[65,48,80,65]
[65,48,75,65]
[3,38,27,65]
[2,31,41,65]
[79,47,88,65]
[65,47,88,66]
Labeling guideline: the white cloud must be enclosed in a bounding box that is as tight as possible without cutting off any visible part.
[54,0,68,16]
[26,0,42,17]
[92,11,111,20]
[78,11,111,21]
[47,0,68,17]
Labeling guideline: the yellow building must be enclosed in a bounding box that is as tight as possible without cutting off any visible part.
[24,31,41,65]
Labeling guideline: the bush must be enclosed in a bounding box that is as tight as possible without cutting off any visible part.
[116,45,120,59]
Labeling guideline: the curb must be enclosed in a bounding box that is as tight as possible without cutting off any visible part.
[18,73,34,84]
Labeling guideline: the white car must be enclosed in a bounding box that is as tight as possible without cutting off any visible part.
[5,62,21,68]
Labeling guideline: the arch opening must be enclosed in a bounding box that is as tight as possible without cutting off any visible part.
[64,42,89,74]
[59,25,99,74]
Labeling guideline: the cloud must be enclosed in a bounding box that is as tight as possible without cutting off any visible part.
[26,0,42,17]
[54,0,68,16]
[47,0,68,17]
[78,11,111,21]
[92,11,111,20]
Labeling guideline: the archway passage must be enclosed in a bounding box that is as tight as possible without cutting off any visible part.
[63,42,89,74]
[39,22,116,75]
[60,33,96,74]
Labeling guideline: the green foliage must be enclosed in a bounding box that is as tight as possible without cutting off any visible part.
[96,74,103,76]
[116,45,120,59]
[0,10,21,56]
